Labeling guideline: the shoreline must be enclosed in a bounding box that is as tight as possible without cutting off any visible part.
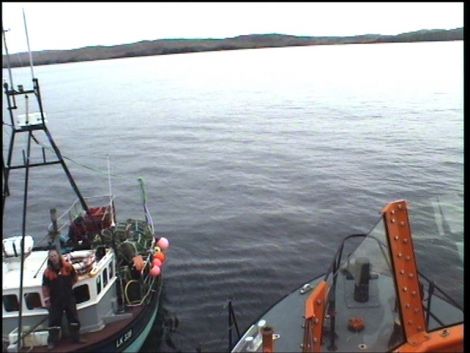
[2,28,463,68]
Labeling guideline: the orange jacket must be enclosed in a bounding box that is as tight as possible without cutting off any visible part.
[44,260,77,283]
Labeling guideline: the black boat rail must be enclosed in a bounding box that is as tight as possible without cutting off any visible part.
[48,194,116,236]
[227,300,241,352]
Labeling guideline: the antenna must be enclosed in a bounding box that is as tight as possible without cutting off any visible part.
[22,8,35,79]
[2,26,16,106]
[107,155,113,197]
[107,155,116,227]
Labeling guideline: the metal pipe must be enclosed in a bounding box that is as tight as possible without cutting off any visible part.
[25,94,30,124]
[49,208,61,250]
[17,130,33,352]
[33,254,49,278]
[2,154,10,198]
[418,271,463,311]
[262,326,274,353]
[2,26,16,106]
[107,155,115,227]
[228,300,233,351]
[33,78,88,211]
[22,8,35,79]
[232,302,241,339]
[42,126,88,212]
[2,82,16,220]
[426,281,435,330]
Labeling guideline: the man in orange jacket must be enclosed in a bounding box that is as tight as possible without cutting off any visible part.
[42,248,83,349]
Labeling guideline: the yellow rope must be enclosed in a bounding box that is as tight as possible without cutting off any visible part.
[123,279,141,305]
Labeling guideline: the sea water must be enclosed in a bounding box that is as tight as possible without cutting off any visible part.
[2,41,463,352]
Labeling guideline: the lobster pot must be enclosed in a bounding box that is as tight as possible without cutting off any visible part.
[126,220,154,253]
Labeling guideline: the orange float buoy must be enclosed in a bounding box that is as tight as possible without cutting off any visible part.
[155,251,165,263]
[133,255,145,272]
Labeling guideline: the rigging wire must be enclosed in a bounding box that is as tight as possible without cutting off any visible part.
[28,132,127,178]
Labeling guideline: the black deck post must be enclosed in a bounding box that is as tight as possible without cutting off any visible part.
[17,130,33,352]
[426,281,435,330]
[228,300,233,351]
[34,78,88,212]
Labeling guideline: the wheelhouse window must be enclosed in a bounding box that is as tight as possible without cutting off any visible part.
[24,293,42,310]
[109,261,114,279]
[73,284,91,304]
[103,268,108,288]
[96,275,102,294]
[3,295,19,312]
[329,216,405,351]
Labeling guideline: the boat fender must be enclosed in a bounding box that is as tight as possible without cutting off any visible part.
[72,259,95,275]
[64,250,96,275]
[65,250,94,260]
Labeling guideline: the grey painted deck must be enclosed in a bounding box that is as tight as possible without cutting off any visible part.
[233,273,463,352]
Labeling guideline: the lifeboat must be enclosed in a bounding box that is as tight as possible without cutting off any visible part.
[231,200,463,353]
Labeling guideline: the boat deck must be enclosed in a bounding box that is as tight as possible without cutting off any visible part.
[234,274,463,352]
[18,305,143,352]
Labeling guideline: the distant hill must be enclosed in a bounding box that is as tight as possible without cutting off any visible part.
[2,27,463,68]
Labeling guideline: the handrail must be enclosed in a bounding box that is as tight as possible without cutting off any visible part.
[228,300,241,351]
[48,195,115,235]
[418,272,463,311]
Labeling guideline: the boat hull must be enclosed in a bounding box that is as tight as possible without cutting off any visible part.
[232,274,463,352]
[86,277,163,353]
[6,275,163,353]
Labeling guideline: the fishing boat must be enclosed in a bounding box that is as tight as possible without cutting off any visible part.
[230,199,463,352]
[2,20,169,353]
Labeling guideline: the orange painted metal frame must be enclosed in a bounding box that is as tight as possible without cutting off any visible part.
[382,200,427,340]
[393,324,463,352]
[383,200,463,353]
[303,280,329,352]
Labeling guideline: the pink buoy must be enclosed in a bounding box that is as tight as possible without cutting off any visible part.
[157,237,169,250]
[150,265,161,277]
[153,258,162,267]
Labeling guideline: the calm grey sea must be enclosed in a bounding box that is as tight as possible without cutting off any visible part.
[3,41,463,352]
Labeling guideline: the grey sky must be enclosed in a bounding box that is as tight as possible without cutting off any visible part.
[2,2,464,54]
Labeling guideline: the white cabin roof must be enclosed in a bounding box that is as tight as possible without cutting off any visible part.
[3,250,49,291]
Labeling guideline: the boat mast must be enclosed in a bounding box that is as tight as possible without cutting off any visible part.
[2,24,89,219]
[2,14,89,351]
[22,8,35,80]
[2,26,16,108]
